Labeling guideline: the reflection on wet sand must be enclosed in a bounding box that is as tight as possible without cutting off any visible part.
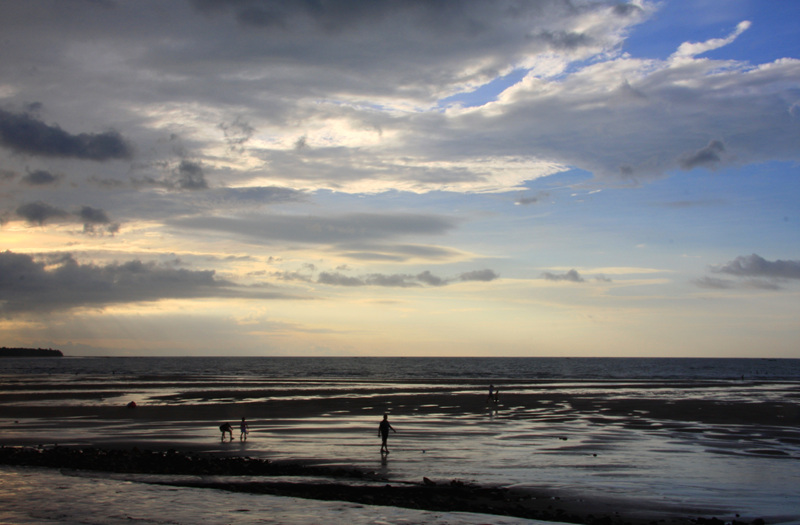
[1,376,800,523]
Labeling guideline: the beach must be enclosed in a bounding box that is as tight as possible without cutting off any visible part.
[1,359,800,524]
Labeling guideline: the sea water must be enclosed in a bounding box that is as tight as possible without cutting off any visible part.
[3,356,800,379]
[2,357,800,524]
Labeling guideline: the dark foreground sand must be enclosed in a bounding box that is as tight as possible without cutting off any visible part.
[0,445,758,525]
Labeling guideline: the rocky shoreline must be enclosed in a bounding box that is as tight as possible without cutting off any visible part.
[0,446,765,525]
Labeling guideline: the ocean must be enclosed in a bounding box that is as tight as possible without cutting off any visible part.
[1,357,799,524]
[4,356,800,379]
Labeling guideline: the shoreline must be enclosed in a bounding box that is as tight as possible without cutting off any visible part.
[0,445,752,525]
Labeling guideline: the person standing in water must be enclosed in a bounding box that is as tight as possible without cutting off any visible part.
[219,422,233,441]
[378,413,396,454]
[239,417,249,441]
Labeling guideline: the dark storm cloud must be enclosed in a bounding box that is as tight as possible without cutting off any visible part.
[713,254,800,280]
[542,269,584,282]
[679,140,725,170]
[183,0,626,102]
[0,250,292,315]
[0,109,132,161]
[193,0,494,32]
[21,169,60,186]
[193,0,644,41]
[16,201,69,225]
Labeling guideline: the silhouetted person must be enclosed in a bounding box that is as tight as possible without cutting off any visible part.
[240,417,249,441]
[378,413,396,454]
[219,422,233,441]
[487,384,494,403]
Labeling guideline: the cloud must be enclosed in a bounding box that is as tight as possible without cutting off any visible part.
[515,191,550,206]
[0,251,290,315]
[542,269,584,283]
[459,269,499,282]
[1,2,795,198]
[679,140,726,170]
[0,109,132,160]
[172,212,457,245]
[15,201,69,225]
[175,160,208,190]
[417,270,446,287]
[341,244,462,263]
[132,159,210,192]
[21,169,60,186]
[692,276,735,289]
[78,205,119,235]
[218,117,255,152]
[713,254,800,280]
[693,254,800,291]
[13,201,119,233]
[78,206,111,225]
[317,268,498,288]
[671,21,751,60]
[317,272,366,287]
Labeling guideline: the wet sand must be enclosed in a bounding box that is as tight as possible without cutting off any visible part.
[2,377,800,524]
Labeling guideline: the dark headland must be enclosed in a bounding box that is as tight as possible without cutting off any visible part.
[0,347,63,357]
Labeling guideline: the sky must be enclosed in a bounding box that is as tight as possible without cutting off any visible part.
[1,0,798,358]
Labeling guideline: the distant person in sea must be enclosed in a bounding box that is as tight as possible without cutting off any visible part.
[219,422,233,441]
[378,413,396,454]
[240,417,249,441]
[487,384,494,403]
